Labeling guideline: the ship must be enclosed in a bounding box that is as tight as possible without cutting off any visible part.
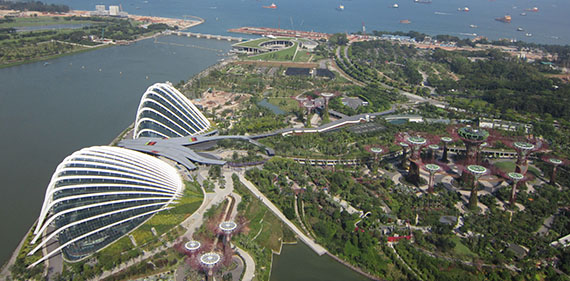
[517,27,524,31]
[393,4,399,8]
[469,24,478,28]
[525,33,532,37]
[520,12,527,16]
[495,15,511,23]
[263,3,277,8]
[414,0,432,4]
[525,7,538,12]
[400,19,411,24]
[336,4,344,11]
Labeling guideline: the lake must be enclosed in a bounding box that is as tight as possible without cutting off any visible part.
[271,243,371,281]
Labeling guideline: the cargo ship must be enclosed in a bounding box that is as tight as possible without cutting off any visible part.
[400,19,411,24]
[495,15,511,23]
[525,7,538,12]
[263,3,277,8]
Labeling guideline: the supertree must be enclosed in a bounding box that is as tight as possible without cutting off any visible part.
[455,126,490,164]
[395,132,439,186]
[184,240,202,256]
[365,145,388,173]
[502,139,545,175]
[200,252,222,280]
[424,163,441,193]
[507,172,525,207]
[541,156,567,185]
[399,142,409,169]
[440,136,453,162]
[465,164,488,210]
[449,126,491,186]
[218,221,238,250]
[320,92,335,111]
[427,144,439,161]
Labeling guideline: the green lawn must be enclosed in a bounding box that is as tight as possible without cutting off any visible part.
[0,17,96,28]
[293,49,313,62]
[249,41,298,61]
[131,181,204,245]
[493,161,542,177]
[450,236,477,258]
[267,97,299,113]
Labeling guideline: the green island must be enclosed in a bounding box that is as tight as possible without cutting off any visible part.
[0,2,179,68]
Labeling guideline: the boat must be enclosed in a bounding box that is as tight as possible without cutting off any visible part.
[263,3,277,8]
[414,0,432,4]
[525,33,532,37]
[463,7,470,12]
[495,15,511,23]
[520,12,527,16]
[517,27,524,31]
[336,4,344,11]
[469,24,478,28]
[393,4,399,8]
[400,19,411,24]
[526,7,538,12]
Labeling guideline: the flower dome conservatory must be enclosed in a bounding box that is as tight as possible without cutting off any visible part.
[134,82,211,139]
[28,146,183,265]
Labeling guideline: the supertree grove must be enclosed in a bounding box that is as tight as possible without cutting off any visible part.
[395,132,439,186]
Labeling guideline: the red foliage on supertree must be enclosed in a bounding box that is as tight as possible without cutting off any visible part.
[394,131,440,159]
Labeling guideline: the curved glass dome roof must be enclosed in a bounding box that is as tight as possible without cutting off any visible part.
[134,82,211,139]
[29,146,183,265]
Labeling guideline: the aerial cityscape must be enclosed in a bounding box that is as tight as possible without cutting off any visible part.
[0,0,569,280]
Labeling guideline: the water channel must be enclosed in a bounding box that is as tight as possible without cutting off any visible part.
[271,243,371,281]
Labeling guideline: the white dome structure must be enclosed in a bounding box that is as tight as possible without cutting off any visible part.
[29,146,183,265]
[134,83,211,139]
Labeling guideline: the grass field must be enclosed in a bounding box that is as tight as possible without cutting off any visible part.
[293,49,312,62]
[493,161,542,177]
[267,97,299,113]
[249,41,298,62]
[0,17,96,28]
[450,236,477,258]
[131,181,204,245]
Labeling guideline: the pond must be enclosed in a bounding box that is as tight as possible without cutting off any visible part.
[270,243,371,281]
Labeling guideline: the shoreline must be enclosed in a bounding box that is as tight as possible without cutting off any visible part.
[0,11,205,69]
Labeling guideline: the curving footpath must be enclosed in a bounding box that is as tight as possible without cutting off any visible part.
[237,174,327,255]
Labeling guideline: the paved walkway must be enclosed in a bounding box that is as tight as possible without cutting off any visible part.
[237,174,327,255]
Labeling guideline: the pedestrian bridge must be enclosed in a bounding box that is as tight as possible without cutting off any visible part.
[166,31,244,42]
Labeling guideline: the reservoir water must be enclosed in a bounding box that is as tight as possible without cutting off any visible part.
[270,243,371,281]
[0,35,231,265]
[46,0,570,44]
